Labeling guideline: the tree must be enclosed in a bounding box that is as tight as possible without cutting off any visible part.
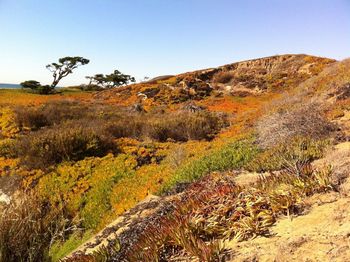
[92,74,106,86]
[20,80,52,94]
[20,80,41,89]
[46,56,89,88]
[104,70,135,88]
[86,70,135,89]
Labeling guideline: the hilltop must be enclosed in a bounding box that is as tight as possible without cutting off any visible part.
[0,54,349,262]
[93,54,335,106]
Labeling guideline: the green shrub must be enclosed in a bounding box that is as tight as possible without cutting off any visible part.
[49,231,93,262]
[162,139,259,193]
[80,165,130,229]
[0,139,16,158]
[21,80,54,94]
[248,137,330,172]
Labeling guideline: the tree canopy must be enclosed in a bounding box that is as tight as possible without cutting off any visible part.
[86,70,135,89]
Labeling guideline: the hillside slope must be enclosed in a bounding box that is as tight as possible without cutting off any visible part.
[93,54,334,106]
[61,55,350,261]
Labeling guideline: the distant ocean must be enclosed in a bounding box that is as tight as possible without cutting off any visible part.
[0,83,65,89]
[0,83,21,89]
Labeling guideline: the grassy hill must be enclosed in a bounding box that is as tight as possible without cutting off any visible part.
[0,54,349,261]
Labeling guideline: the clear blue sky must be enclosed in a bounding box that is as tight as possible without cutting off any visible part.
[0,0,349,86]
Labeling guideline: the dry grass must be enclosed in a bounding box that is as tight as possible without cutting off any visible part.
[0,191,75,262]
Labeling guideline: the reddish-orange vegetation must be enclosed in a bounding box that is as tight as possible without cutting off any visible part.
[198,93,281,138]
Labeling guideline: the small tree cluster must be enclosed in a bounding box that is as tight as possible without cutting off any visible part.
[20,80,52,94]
[86,70,135,89]
[21,56,136,94]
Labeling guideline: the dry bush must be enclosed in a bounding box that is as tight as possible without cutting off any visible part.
[15,122,115,169]
[105,110,227,142]
[14,101,90,131]
[166,145,187,168]
[0,192,74,262]
[13,107,226,169]
[14,106,49,131]
[39,101,88,125]
[104,117,144,139]
[213,71,235,84]
[257,102,335,149]
[145,111,227,142]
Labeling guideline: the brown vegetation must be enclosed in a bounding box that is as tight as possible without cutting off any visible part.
[15,123,115,169]
[213,71,235,84]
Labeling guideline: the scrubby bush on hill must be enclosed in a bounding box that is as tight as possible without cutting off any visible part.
[106,111,227,142]
[0,139,16,158]
[9,101,228,171]
[0,192,74,262]
[14,107,48,131]
[257,102,335,149]
[212,71,235,84]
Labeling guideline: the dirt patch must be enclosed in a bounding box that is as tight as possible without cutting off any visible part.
[227,196,350,262]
